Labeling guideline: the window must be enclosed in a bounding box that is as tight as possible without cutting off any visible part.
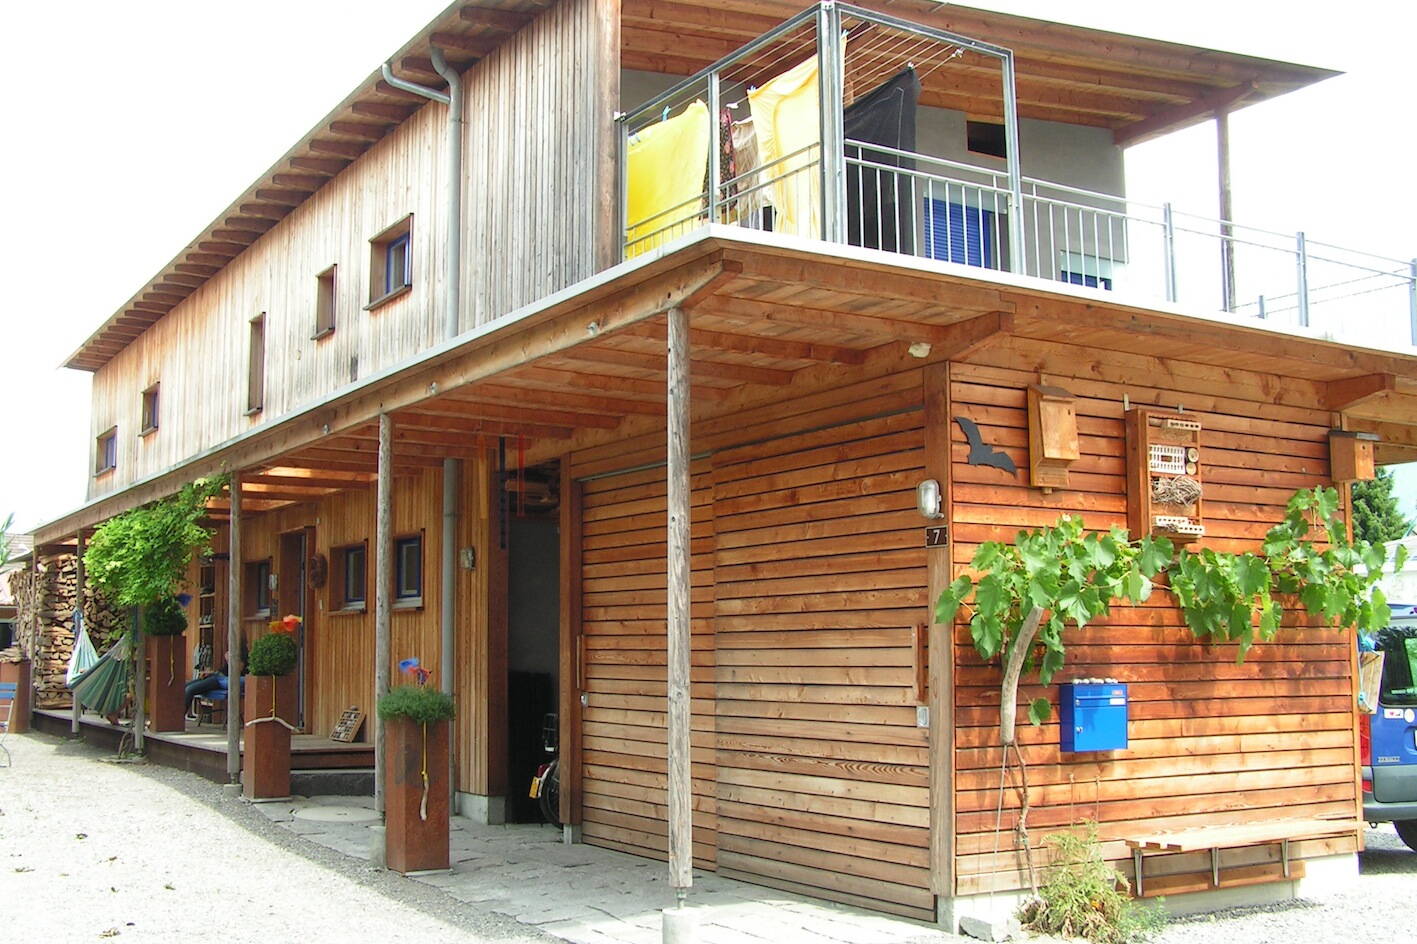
[95,427,117,475]
[394,534,422,604]
[1062,271,1114,291]
[966,120,1007,159]
[924,199,998,269]
[247,313,265,415]
[1379,633,1417,707]
[140,384,160,434]
[367,216,412,307]
[336,543,367,610]
[0,619,13,650]
[314,265,337,339]
[245,559,273,617]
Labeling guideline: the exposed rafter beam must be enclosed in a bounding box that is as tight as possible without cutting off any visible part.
[1113,82,1256,147]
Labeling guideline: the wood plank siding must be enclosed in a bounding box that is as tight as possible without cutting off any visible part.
[565,328,1360,913]
[87,0,614,499]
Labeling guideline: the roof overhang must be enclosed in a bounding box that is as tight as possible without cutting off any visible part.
[63,0,1338,375]
[36,225,1417,543]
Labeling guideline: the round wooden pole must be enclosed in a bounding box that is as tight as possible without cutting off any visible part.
[72,532,85,735]
[375,413,394,815]
[665,304,692,898]
[226,473,243,782]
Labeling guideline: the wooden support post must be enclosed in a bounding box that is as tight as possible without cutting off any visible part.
[375,413,394,816]
[226,474,242,782]
[558,466,584,830]
[923,363,955,902]
[665,304,693,900]
[132,604,145,752]
[73,532,85,735]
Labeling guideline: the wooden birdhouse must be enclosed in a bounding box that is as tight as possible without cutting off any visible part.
[1027,384,1080,490]
[1330,430,1377,483]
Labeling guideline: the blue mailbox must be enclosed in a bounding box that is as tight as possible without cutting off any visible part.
[1059,681,1128,752]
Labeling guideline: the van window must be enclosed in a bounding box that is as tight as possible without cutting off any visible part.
[1379,627,1417,706]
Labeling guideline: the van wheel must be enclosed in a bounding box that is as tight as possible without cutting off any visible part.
[1396,820,1417,852]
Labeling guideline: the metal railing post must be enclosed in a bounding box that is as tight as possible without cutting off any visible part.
[1409,258,1417,346]
[1162,202,1177,303]
[1000,51,1026,274]
[707,70,721,224]
[817,1,845,243]
[616,112,628,261]
[1257,295,1267,320]
[1296,231,1311,328]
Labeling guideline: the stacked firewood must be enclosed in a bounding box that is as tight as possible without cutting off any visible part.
[6,553,124,708]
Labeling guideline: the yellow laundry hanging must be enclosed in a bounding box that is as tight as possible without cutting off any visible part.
[748,37,846,240]
[625,99,711,258]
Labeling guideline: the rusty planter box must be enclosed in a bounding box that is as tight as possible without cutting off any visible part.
[0,658,32,733]
[385,716,450,873]
[146,636,187,732]
[243,675,292,799]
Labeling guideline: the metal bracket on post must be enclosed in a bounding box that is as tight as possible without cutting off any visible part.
[1296,231,1311,328]
[816,1,845,243]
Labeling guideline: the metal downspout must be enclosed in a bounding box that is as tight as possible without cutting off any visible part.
[384,53,463,806]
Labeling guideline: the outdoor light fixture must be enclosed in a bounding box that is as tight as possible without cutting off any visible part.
[916,479,943,519]
[907,341,932,358]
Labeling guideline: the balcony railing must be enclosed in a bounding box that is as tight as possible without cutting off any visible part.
[619,1,1417,349]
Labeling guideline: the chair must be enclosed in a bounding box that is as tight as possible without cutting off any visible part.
[194,685,228,726]
[0,681,17,766]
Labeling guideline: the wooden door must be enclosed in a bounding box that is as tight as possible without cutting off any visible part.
[710,410,935,920]
[577,459,718,867]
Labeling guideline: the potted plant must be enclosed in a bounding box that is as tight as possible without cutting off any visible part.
[144,594,189,732]
[242,618,299,800]
[378,658,454,873]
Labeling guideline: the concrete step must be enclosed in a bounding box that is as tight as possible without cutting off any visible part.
[293,767,373,797]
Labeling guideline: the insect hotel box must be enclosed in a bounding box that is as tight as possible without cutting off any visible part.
[1127,407,1205,543]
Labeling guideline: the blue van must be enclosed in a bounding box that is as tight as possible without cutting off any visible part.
[1363,606,1417,850]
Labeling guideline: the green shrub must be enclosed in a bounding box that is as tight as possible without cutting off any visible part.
[377,684,455,724]
[1018,822,1165,944]
[247,632,298,677]
[143,596,188,637]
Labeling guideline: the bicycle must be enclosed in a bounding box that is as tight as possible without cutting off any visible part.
[529,712,561,828]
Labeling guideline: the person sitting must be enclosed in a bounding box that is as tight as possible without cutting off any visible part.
[184,641,248,719]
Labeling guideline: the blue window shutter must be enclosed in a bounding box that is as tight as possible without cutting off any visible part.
[925,199,993,268]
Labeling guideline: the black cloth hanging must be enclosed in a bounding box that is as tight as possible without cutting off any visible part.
[845,67,920,254]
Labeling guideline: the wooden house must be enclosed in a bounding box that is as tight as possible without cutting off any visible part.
[30,0,1417,928]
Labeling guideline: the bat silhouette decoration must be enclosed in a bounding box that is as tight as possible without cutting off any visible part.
[954,415,1017,474]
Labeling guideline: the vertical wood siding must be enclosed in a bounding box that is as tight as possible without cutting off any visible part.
[88,0,613,498]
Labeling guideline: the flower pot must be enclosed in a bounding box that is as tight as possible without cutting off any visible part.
[146,635,187,732]
[384,716,450,873]
[0,658,31,733]
[242,675,291,799]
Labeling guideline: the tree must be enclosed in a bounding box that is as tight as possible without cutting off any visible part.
[1351,468,1412,545]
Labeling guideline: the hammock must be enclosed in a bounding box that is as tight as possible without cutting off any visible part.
[69,633,132,717]
[66,610,99,687]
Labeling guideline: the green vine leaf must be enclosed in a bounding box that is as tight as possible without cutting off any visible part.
[1028,697,1052,727]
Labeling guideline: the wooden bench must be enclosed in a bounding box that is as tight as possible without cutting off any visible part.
[1123,818,1360,897]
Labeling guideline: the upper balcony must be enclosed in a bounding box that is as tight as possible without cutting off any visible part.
[619,2,1413,352]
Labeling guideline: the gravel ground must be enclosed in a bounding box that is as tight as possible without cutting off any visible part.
[0,731,550,943]
[1149,824,1415,944]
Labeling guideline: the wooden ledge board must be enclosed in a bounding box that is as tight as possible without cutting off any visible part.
[1123,818,1359,852]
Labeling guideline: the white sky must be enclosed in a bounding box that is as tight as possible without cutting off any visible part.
[2,0,1415,533]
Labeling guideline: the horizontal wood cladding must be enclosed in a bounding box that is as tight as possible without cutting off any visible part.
[234,465,447,750]
[87,0,611,499]
[946,350,1356,897]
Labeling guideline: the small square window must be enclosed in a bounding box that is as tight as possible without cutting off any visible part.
[247,313,266,415]
[336,543,367,609]
[395,535,422,603]
[245,559,272,617]
[367,216,413,307]
[966,120,1007,159]
[95,427,117,475]
[314,265,337,339]
[140,384,160,434]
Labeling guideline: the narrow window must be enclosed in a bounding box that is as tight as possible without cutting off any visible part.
[966,120,1007,159]
[140,384,160,434]
[247,313,265,415]
[245,559,273,617]
[95,427,118,475]
[394,534,422,604]
[314,265,337,339]
[367,216,413,308]
[337,543,367,609]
